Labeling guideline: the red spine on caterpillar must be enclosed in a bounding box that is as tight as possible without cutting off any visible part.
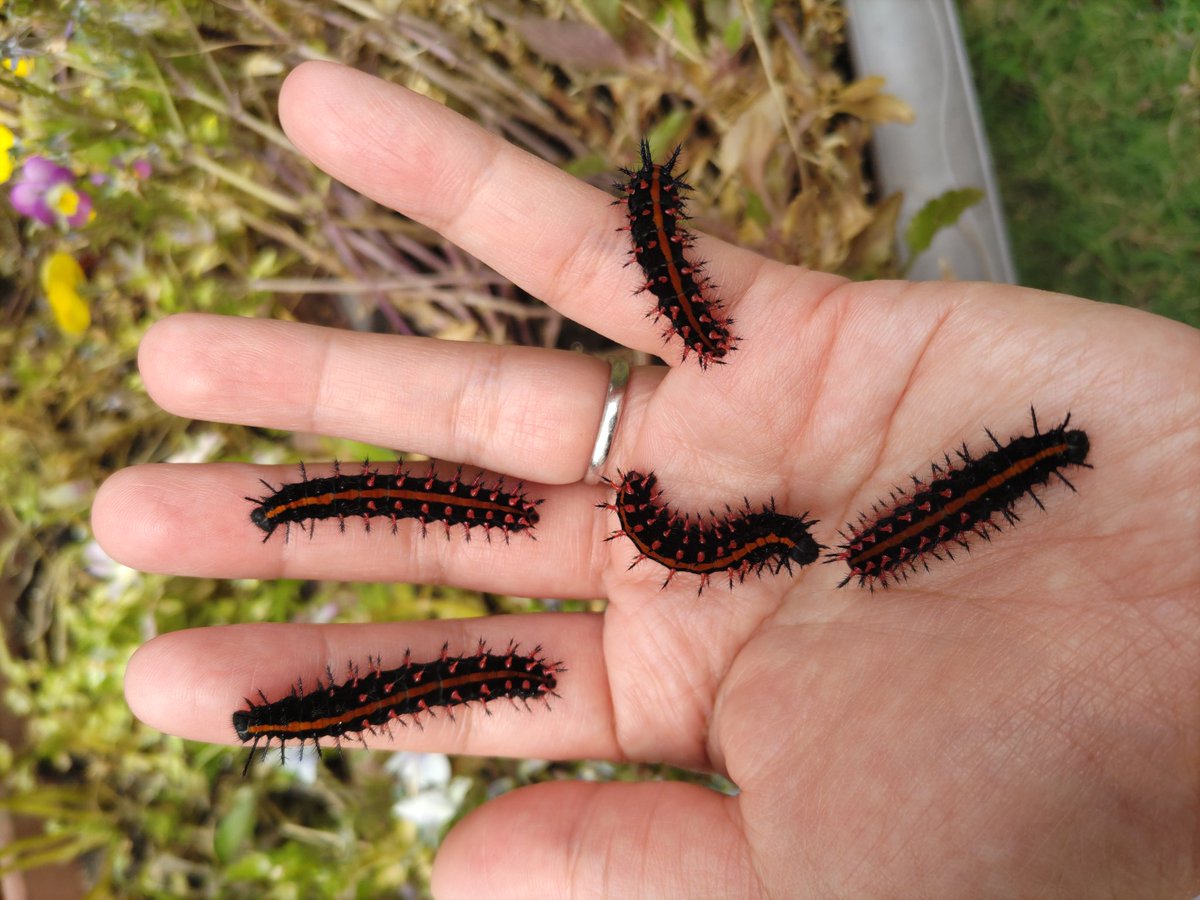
[247,460,542,544]
[828,408,1092,590]
[600,470,821,592]
[617,140,737,368]
[233,640,564,775]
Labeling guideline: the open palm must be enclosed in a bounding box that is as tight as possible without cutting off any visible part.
[94,62,1200,897]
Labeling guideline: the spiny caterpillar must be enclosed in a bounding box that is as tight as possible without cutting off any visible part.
[233,640,563,775]
[248,461,541,543]
[618,140,736,368]
[829,409,1091,589]
[601,470,820,592]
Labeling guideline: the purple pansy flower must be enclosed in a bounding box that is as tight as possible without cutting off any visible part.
[10,155,94,227]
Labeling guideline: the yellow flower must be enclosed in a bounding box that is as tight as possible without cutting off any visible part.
[40,251,91,336]
[2,56,34,78]
[49,184,81,217]
[0,125,12,184]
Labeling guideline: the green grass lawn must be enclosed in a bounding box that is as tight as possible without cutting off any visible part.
[960,1,1199,325]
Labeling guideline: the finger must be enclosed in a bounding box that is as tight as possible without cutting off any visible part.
[92,462,609,598]
[432,781,759,899]
[139,313,646,483]
[124,616,620,762]
[278,61,784,360]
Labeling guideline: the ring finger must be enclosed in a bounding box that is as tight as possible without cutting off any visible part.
[138,313,662,484]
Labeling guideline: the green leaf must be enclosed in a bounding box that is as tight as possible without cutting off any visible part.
[722,18,744,52]
[658,0,700,57]
[214,786,258,863]
[579,0,622,35]
[563,152,611,179]
[743,189,768,228]
[904,187,984,257]
[644,111,691,162]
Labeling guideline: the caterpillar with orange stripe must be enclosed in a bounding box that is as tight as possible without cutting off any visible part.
[602,470,821,592]
[829,409,1091,589]
[234,641,563,775]
[618,140,736,368]
[248,461,541,543]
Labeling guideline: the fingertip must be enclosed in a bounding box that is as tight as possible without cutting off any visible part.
[279,61,392,174]
[124,627,260,746]
[91,466,177,572]
[279,58,342,99]
[122,632,166,726]
[124,631,203,737]
[136,313,175,393]
[432,781,757,899]
[137,313,220,415]
[93,463,255,578]
[278,60,344,144]
[140,314,301,423]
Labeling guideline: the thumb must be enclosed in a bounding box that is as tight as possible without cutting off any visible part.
[432,780,762,898]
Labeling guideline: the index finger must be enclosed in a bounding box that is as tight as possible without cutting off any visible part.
[124,615,622,762]
[277,61,769,361]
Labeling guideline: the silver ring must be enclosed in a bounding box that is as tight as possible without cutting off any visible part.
[584,358,629,485]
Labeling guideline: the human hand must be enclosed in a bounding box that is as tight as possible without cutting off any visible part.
[93,62,1200,897]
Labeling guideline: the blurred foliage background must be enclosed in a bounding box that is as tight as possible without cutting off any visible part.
[0,0,1193,896]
